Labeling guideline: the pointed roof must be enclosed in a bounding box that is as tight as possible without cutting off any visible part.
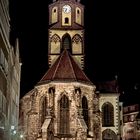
[37,50,93,85]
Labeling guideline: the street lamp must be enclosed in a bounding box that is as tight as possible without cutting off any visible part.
[10,125,24,140]
[20,134,23,138]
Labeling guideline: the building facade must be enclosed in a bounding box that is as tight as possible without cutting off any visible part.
[0,0,21,139]
[96,80,123,139]
[19,0,122,140]
[123,104,140,140]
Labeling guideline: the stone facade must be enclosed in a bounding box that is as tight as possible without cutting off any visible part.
[19,0,122,139]
[99,93,122,140]
[123,104,140,140]
[20,82,101,140]
[0,0,21,139]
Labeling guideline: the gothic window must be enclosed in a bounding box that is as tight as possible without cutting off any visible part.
[48,87,55,108]
[102,102,114,126]
[50,34,61,54]
[59,95,70,134]
[72,34,82,54]
[82,96,89,131]
[75,87,81,107]
[51,34,60,44]
[62,34,71,52]
[72,34,82,44]
[65,17,69,24]
[41,97,47,124]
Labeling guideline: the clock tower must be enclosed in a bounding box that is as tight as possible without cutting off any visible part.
[48,0,84,69]
[19,0,102,140]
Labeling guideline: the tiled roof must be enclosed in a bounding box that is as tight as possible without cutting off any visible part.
[37,50,92,85]
[96,80,119,93]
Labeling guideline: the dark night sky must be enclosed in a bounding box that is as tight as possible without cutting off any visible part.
[9,0,140,106]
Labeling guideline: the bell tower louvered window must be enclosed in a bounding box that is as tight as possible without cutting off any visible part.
[62,34,71,53]
[59,95,70,134]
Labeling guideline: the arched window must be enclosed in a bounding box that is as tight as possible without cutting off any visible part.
[51,7,58,24]
[72,34,82,44]
[53,9,56,13]
[65,17,69,24]
[75,7,82,25]
[72,34,82,54]
[102,129,117,140]
[50,34,61,54]
[59,95,70,134]
[62,34,71,53]
[82,96,89,131]
[102,102,114,126]
[41,97,47,124]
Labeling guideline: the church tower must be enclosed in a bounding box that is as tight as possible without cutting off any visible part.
[19,0,102,140]
[48,0,84,69]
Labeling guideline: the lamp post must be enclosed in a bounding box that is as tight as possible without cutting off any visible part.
[11,125,25,140]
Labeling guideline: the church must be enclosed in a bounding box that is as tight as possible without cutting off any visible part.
[19,0,122,139]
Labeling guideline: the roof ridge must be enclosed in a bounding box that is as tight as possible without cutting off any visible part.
[69,54,92,83]
[67,51,77,81]
[52,52,63,79]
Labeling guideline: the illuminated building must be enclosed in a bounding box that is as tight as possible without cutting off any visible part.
[19,0,122,139]
[96,80,123,139]
[123,104,140,140]
[0,0,21,139]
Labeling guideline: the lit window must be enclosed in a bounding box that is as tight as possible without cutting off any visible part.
[102,102,114,126]
[59,95,70,134]
[41,97,47,124]
[82,96,89,131]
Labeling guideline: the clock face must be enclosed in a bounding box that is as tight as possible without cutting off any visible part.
[63,5,71,13]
